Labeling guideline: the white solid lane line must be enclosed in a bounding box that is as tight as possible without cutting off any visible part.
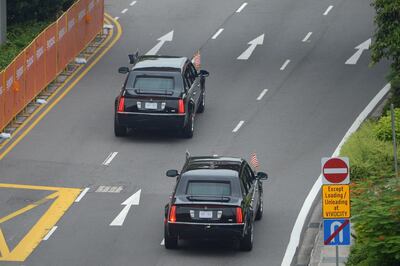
[160,238,165,245]
[114,16,120,21]
[302,32,312,42]
[323,5,334,16]
[75,187,90,202]
[212,28,224,40]
[280,60,291,70]
[281,83,391,266]
[43,226,58,241]
[102,152,118,166]
[130,1,137,6]
[121,8,128,14]
[257,89,268,101]
[232,121,245,133]
[236,2,248,13]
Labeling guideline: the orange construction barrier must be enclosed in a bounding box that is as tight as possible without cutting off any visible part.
[45,23,58,86]
[25,43,36,103]
[34,32,46,96]
[4,62,14,127]
[14,53,26,115]
[0,0,104,132]
[0,71,4,129]
[57,13,68,73]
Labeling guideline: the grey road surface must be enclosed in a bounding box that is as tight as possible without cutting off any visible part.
[0,0,388,265]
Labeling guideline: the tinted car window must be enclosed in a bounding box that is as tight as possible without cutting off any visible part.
[187,181,231,196]
[133,76,174,90]
[188,63,197,78]
[244,165,255,184]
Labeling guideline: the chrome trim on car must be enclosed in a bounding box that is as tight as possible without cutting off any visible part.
[117,112,185,116]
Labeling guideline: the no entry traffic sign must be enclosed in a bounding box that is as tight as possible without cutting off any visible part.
[321,157,350,184]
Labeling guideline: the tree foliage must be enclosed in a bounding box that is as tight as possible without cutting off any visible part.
[371,0,400,83]
[7,0,75,25]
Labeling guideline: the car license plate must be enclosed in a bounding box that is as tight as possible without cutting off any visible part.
[199,211,213,219]
[145,102,157,109]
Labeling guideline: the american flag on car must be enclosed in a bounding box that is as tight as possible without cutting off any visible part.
[250,152,259,170]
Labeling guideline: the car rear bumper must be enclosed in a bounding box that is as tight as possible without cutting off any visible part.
[116,112,186,129]
[167,222,245,240]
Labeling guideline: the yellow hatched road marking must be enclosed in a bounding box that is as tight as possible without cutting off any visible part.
[0,229,10,257]
[0,192,59,224]
[0,184,81,261]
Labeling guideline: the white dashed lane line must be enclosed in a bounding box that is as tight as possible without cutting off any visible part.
[323,5,334,16]
[102,152,118,166]
[257,89,268,101]
[130,1,137,6]
[232,121,245,133]
[280,59,291,71]
[160,238,165,245]
[75,187,90,202]
[236,2,248,13]
[212,28,224,40]
[302,32,312,42]
[43,226,58,241]
[121,8,128,14]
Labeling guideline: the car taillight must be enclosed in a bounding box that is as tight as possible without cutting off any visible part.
[178,99,185,113]
[169,205,177,223]
[236,207,243,223]
[118,97,125,112]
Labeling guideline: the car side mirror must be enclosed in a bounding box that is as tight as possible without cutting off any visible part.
[166,169,179,177]
[256,172,268,180]
[118,67,129,74]
[198,70,209,77]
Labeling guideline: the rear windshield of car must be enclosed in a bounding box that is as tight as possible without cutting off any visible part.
[132,76,174,91]
[186,181,231,196]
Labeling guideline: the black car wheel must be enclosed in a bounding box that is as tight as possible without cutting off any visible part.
[240,222,254,251]
[114,115,127,137]
[182,112,194,138]
[164,227,178,249]
[197,91,205,113]
[255,197,263,221]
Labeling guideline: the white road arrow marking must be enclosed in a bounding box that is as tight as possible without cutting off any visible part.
[237,34,264,60]
[146,31,174,55]
[110,189,141,226]
[345,38,371,65]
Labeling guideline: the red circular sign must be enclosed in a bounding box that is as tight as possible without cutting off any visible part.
[323,158,348,183]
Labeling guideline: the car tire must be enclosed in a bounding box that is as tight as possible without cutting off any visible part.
[182,112,194,138]
[255,198,263,221]
[164,228,178,249]
[240,222,254,251]
[197,91,205,113]
[114,115,127,137]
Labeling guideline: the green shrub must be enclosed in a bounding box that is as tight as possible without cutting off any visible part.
[347,177,400,266]
[0,21,50,70]
[341,121,397,180]
[375,108,400,142]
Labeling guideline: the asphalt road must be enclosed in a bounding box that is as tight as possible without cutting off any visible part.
[0,0,389,265]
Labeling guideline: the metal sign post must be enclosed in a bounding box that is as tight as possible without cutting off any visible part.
[390,104,398,177]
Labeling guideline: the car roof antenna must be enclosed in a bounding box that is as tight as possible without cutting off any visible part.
[128,50,139,64]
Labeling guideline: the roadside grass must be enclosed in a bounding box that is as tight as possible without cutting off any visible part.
[0,21,50,70]
[340,116,400,265]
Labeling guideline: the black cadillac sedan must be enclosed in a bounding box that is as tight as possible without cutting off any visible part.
[164,155,268,251]
[115,55,209,138]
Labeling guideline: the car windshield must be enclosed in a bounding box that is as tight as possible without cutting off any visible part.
[186,181,231,196]
[133,76,174,91]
